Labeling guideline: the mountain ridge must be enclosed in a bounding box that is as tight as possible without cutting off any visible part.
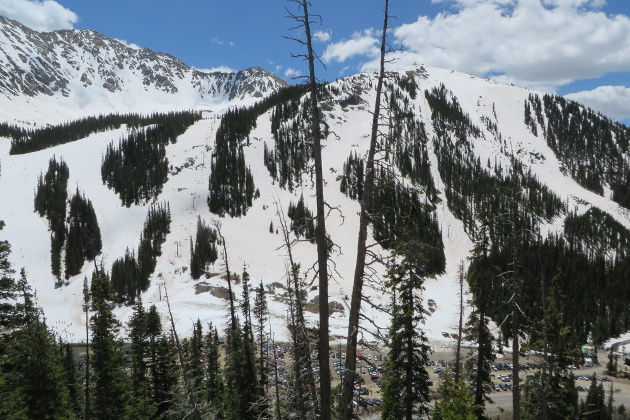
[0,15,288,125]
[0,16,630,345]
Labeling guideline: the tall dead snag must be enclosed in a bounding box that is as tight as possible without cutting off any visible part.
[508,194,524,420]
[82,276,91,420]
[286,1,330,417]
[339,1,390,418]
[454,259,466,384]
[163,284,202,420]
[213,220,237,331]
[276,200,318,417]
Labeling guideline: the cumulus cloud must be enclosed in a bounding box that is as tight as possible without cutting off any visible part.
[565,85,630,122]
[209,38,235,47]
[314,30,332,43]
[322,29,379,64]
[385,0,630,91]
[114,39,141,50]
[0,0,77,31]
[284,67,302,79]
[195,66,236,74]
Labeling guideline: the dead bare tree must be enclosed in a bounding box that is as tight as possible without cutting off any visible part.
[276,198,318,418]
[285,1,331,416]
[162,283,202,420]
[454,259,466,384]
[508,198,525,420]
[213,220,237,330]
[339,1,390,418]
[269,329,283,420]
[82,276,91,420]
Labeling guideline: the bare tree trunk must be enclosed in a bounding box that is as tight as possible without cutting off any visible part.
[454,260,465,384]
[277,200,318,417]
[214,221,236,330]
[474,306,487,420]
[270,330,283,420]
[540,264,550,420]
[291,1,331,417]
[512,307,521,420]
[83,277,90,420]
[339,2,389,419]
[163,284,202,420]
[510,190,522,420]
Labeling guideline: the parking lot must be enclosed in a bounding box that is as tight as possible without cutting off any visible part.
[268,343,630,418]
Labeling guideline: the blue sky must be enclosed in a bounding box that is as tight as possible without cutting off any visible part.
[0,0,629,124]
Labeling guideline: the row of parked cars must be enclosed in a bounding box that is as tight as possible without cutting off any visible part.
[491,362,534,371]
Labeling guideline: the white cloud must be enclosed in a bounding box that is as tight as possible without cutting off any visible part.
[565,85,630,123]
[284,67,302,79]
[114,39,141,50]
[0,0,77,31]
[314,30,332,43]
[195,66,236,74]
[209,38,235,47]
[380,0,630,91]
[322,29,379,64]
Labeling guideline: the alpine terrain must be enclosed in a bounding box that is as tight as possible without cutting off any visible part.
[1,12,630,354]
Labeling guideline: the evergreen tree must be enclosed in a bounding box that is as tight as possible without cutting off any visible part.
[33,158,70,283]
[223,320,259,420]
[62,343,83,419]
[522,272,580,420]
[190,217,218,280]
[241,266,254,344]
[581,375,609,419]
[287,194,315,240]
[208,107,257,217]
[127,299,158,419]
[185,319,206,402]
[204,323,225,414]
[431,378,479,420]
[253,280,269,401]
[380,241,432,420]
[89,269,130,420]
[145,305,164,411]
[466,206,497,419]
[0,221,19,328]
[0,269,77,420]
[153,334,179,418]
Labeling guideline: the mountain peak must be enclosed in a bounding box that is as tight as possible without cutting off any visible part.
[0,15,287,123]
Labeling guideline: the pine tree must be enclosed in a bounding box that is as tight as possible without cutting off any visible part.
[127,299,158,419]
[223,321,259,420]
[153,334,178,417]
[522,271,580,420]
[253,280,269,401]
[581,375,608,419]
[190,217,218,280]
[241,266,254,343]
[62,343,83,418]
[89,269,130,420]
[466,206,497,419]
[380,242,432,420]
[204,323,225,414]
[431,378,479,420]
[185,319,206,402]
[0,270,76,420]
[0,221,19,328]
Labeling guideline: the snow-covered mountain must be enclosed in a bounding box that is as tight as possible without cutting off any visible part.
[1,16,629,346]
[0,15,287,124]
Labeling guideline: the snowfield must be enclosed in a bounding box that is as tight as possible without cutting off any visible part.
[1,64,630,349]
